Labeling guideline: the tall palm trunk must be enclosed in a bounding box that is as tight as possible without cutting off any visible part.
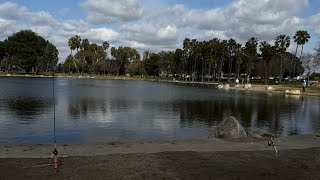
[82,51,85,76]
[279,54,283,84]
[69,50,72,75]
[228,56,233,83]
[299,45,304,59]
[201,59,204,82]
[292,44,299,77]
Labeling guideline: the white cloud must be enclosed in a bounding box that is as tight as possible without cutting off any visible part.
[30,26,54,39]
[0,2,57,27]
[157,24,177,39]
[82,28,120,43]
[0,19,16,39]
[28,11,58,27]
[194,30,228,41]
[0,2,27,20]
[304,13,320,37]
[0,18,14,30]
[60,20,89,32]
[1,0,319,62]
[122,23,178,43]
[229,0,307,25]
[81,0,143,23]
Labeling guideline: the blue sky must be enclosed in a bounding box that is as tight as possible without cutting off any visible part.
[0,0,320,62]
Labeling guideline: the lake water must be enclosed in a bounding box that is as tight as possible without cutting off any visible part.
[0,77,319,143]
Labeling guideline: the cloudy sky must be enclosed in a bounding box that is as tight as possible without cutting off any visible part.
[0,0,320,62]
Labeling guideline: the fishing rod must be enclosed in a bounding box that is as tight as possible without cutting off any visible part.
[52,61,58,175]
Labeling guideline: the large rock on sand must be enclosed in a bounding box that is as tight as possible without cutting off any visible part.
[223,84,230,90]
[209,116,247,139]
[244,84,252,89]
[285,90,301,95]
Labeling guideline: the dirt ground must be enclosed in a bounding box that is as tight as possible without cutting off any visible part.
[0,147,319,180]
[1,134,320,180]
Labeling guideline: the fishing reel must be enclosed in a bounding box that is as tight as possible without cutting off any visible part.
[266,138,278,157]
[53,148,58,156]
[51,148,58,159]
[266,138,275,147]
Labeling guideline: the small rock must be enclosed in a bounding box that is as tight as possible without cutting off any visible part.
[217,84,224,89]
[267,86,274,91]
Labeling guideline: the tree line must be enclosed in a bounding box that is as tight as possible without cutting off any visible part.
[0,30,58,74]
[1,29,319,84]
[61,30,320,84]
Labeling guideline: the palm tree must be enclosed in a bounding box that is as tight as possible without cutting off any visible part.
[293,30,310,77]
[81,38,90,75]
[183,38,191,80]
[68,37,76,75]
[259,41,274,84]
[244,37,258,83]
[217,40,228,82]
[210,38,221,81]
[227,38,237,82]
[74,35,81,52]
[102,41,109,76]
[275,34,290,84]
[74,35,81,74]
[294,30,310,59]
[234,45,244,80]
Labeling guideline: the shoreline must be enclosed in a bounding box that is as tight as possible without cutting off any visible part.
[1,73,319,97]
[1,133,319,158]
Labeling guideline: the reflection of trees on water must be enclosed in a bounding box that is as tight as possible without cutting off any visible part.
[6,97,52,123]
[68,97,108,120]
[175,93,305,135]
[176,101,225,127]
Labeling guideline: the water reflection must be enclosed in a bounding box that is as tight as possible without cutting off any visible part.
[6,97,52,124]
[174,92,305,136]
[0,77,320,143]
[68,97,109,120]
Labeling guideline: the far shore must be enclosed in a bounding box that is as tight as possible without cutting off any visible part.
[1,72,319,97]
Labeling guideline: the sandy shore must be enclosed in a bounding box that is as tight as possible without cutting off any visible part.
[1,134,320,158]
[1,134,320,179]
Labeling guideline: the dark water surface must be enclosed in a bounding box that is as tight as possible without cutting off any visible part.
[0,77,319,143]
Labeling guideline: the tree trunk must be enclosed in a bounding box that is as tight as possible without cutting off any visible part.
[228,56,233,83]
[5,57,8,73]
[292,44,299,78]
[201,60,204,82]
[69,50,72,75]
[104,59,106,76]
[279,54,283,84]
[213,61,216,82]
[264,60,268,84]
[300,45,304,60]
[82,52,85,76]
